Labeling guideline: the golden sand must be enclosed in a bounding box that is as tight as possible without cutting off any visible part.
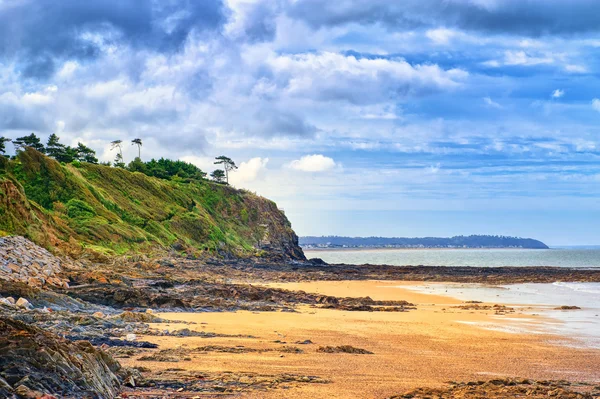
[127,280,600,399]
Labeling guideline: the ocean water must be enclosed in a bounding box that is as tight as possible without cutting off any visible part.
[397,282,600,348]
[304,248,600,268]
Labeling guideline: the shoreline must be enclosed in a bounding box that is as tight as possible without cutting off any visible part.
[121,280,600,398]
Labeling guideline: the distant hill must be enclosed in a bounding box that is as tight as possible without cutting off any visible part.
[300,235,549,249]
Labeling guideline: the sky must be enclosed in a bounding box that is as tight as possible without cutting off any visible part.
[1,0,599,245]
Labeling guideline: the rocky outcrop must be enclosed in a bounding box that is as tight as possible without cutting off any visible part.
[0,316,122,399]
[389,378,599,398]
[0,236,69,289]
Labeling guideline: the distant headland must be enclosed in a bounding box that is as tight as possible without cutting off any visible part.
[299,235,549,249]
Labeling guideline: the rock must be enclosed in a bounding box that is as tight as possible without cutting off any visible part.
[93,311,105,318]
[0,316,122,398]
[15,384,42,398]
[317,345,373,354]
[554,305,581,310]
[126,333,137,342]
[145,308,153,314]
[6,297,15,305]
[15,297,32,309]
[0,298,13,307]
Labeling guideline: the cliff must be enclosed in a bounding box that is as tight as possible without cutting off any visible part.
[0,148,304,261]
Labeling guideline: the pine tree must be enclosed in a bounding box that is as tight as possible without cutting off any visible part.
[210,169,226,183]
[75,142,98,164]
[46,133,72,162]
[0,137,12,156]
[13,133,45,153]
[214,156,237,184]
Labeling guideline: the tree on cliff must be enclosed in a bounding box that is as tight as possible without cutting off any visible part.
[13,133,45,153]
[110,140,125,168]
[46,134,74,163]
[210,169,226,183]
[214,156,237,184]
[131,138,142,159]
[75,142,98,164]
[0,137,11,156]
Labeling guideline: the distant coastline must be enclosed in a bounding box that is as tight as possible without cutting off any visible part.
[303,247,548,251]
[299,235,549,250]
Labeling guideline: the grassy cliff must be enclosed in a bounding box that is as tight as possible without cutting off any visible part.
[0,148,304,261]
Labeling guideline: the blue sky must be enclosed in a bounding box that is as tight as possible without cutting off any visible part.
[1,0,599,245]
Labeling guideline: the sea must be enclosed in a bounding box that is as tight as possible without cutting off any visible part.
[304,247,600,348]
[303,247,600,268]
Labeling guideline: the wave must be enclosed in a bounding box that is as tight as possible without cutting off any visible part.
[552,282,600,295]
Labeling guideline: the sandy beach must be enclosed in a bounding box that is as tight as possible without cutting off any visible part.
[124,280,600,398]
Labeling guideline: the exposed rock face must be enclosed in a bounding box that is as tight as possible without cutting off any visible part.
[0,316,122,399]
[0,236,69,289]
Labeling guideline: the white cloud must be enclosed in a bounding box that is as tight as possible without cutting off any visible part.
[57,61,79,79]
[483,96,502,109]
[230,157,269,185]
[551,89,564,98]
[289,154,336,172]
[592,98,600,112]
[425,28,457,45]
[267,52,468,104]
[503,50,554,66]
[565,64,587,73]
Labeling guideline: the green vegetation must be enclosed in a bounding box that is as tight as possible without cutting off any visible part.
[0,148,299,259]
[214,155,237,184]
[210,169,226,184]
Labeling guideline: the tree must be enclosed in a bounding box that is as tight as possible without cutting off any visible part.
[131,138,142,159]
[75,142,98,164]
[210,169,226,183]
[214,155,237,184]
[13,133,45,153]
[113,152,125,168]
[0,137,11,156]
[110,140,125,167]
[45,134,73,163]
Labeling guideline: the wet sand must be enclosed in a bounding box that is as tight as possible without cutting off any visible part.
[129,281,600,398]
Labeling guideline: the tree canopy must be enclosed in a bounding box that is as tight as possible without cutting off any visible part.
[210,169,226,183]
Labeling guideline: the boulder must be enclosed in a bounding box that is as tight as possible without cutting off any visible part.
[15,297,32,309]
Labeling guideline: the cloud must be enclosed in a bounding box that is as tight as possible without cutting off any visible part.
[289,154,336,172]
[425,28,457,45]
[0,0,226,78]
[267,52,467,104]
[502,50,554,66]
[564,64,587,73]
[230,157,269,185]
[592,98,600,112]
[483,96,502,109]
[551,89,564,99]
[285,0,600,36]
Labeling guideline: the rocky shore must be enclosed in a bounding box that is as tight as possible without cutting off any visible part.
[1,236,600,398]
